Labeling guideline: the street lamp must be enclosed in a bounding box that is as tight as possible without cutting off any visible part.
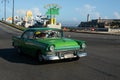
[1,0,9,21]
[12,0,14,24]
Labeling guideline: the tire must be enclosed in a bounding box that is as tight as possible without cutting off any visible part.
[37,51,44,63]
[16,47,22,55]
[74,57,80,61]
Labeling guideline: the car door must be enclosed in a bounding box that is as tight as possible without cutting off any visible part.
[21,30,36,56]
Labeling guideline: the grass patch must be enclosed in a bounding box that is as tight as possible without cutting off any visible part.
[0,20,26,31]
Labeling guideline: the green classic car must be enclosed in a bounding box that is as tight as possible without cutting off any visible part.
[12,28,87,62]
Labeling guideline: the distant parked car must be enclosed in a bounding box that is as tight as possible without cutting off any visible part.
[12,28,87,62]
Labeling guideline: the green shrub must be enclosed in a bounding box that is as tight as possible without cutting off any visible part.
[0,20,26,31]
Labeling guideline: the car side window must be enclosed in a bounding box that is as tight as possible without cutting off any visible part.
[22,31,34,39]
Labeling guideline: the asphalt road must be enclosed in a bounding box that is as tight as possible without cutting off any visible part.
[0,22,120,80]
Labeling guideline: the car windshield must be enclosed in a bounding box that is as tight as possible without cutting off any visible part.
[34,30,62,39]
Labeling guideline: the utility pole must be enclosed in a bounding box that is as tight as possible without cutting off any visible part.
[4,0,6,21]
[1,0,9,21]
[12,0,14,24]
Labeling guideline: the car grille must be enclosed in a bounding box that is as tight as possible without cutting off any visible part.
[56,50,77,59]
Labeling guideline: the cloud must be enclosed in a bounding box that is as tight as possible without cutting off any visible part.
[73,17,78,22]
[16,8,41,17]
[32,8,41,16]
[104,16,108,19]
[84,4,96,12]
[75,4,100,19]
[114,12,120,19]
[16,9,26,16]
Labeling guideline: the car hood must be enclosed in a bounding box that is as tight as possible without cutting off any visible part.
[36,38,80,50]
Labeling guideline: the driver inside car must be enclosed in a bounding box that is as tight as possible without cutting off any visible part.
[35,31,46,38]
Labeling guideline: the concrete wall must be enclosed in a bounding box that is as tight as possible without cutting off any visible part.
[108,28,120,32]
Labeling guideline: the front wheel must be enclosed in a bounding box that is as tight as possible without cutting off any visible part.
[15,47,23,55]
[74,57,80,60]
[37,51,44,63]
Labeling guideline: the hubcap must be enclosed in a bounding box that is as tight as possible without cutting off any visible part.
[38,54,43,62]
[17,47,21,53]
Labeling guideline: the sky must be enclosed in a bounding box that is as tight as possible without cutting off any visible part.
[0,0,120,26]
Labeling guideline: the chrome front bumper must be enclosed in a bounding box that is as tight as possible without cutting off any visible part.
[43,52,87,60]
[77,52,87,57]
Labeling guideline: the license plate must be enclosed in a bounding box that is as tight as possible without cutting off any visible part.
[64,54,74,58]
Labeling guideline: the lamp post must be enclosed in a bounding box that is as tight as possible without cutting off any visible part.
[4,0,6,21]
[1,0,9,21]
[12,0,14,24]
[3,0,6,21]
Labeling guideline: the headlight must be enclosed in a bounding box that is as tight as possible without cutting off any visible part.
[81,43,86,49]
[49,45,55,52]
